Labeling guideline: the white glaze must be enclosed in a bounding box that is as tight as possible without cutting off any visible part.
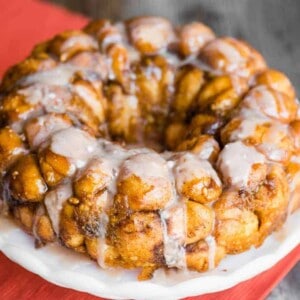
[20,65,79,86]
[19,84,72,113]
[32,205,45,243]
[230,74,245,95]
[205,39,244,72]
[60,34,98,53]
[101,25,123,52]
[228,116,268,141]
[68,52,108,80]
[160,203,187,269]
[50,127,98,168]
[205,235,216,270]
[181,23,214,53]
[26,114,71,149]
[159,155,187,269]
[36,178,48,195]
[44,183,73,234]
[228,107,291,163]
[242,85,289,120]
[129,18,175,53]
[194,138,219,161]
[217,141,265,188]
[95,191,110,269]
[120,152,169,183]
[73,83,105,118]
[257,144,286,162]
[205,208,216,270]
[256,122,290,162]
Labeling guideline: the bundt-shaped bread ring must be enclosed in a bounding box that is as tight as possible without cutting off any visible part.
[0,16,299,280]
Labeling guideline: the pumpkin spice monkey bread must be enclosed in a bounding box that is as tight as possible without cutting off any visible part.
[0,16,299,280]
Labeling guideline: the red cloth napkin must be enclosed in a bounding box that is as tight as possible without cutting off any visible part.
[0,0,299,299]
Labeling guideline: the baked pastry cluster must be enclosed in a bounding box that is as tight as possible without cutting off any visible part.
[0,17,299,280]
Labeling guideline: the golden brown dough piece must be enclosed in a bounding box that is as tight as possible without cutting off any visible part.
[0,16,299,281]
[253,69,296,99]
[117,152,172,211]
[196,75,248,116]
[174,153,221,204]
[240,85,297,123]
[178,22,215,56]
[109,211,165,270]
[0,127,25,172]
[216,141,289,247]
[8,155,47,203]
[221,117,294,165]
[199,37,267,78]
[127,17,175,54]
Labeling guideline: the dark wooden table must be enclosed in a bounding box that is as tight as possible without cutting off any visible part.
[48,1,300,299]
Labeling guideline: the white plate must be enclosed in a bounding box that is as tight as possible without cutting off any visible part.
[0,211,299,300]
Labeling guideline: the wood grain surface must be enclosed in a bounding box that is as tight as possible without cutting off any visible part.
[47,1,300,299]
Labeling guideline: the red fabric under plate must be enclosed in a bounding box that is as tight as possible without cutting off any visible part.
[0,1,299,299]
[0,0,88,77]
[0,247,299,300]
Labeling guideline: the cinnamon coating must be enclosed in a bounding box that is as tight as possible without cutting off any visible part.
[109,211,164,269]
[60,201,86,252]
[0,16,299,281]
[214,191,260,253]
[215,163,289,252]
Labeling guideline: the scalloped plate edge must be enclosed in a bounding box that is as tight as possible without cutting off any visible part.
[0,211,300,300]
